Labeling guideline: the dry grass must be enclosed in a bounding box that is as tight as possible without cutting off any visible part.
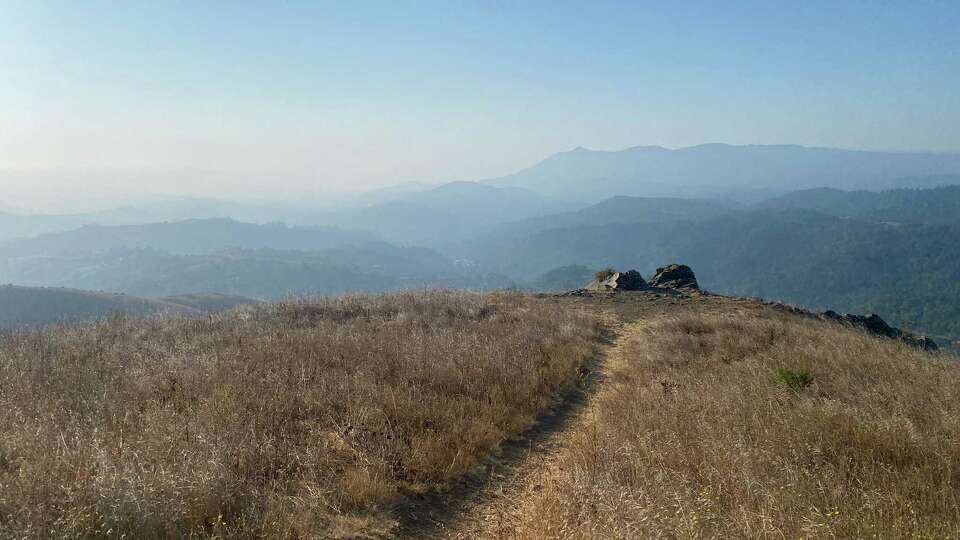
[0,290,604,538]
[510,311,960,539]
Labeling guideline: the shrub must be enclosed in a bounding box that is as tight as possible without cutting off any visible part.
[771,367,815,391]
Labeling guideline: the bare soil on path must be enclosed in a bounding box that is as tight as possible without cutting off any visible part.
[390,292,771,539]
[437,317,651,539]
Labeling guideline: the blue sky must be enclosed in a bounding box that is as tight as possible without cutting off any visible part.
[1,1,959,207]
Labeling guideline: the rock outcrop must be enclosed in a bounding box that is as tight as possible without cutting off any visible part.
[648,264,699,290]
[820,310,939,352]
[584,269,648,292]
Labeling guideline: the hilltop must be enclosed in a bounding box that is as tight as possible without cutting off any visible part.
[1,282,956,538]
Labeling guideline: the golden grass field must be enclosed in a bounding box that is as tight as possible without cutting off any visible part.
[2,289,958,539]
[0,291,604,538]
[489,308,960,539]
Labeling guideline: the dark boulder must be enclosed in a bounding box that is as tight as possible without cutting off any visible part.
[822,311,898,338]
[648,264,699,290]
[902,335,939,352]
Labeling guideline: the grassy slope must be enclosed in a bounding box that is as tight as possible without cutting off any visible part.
[505,299,960,538]
[0,291,604,538]
[2,289,956,538]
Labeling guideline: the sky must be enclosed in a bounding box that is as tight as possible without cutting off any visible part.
[1,0,959,211]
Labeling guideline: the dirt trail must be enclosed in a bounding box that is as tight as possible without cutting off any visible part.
[420,317,649,539]
[388,293,760,539]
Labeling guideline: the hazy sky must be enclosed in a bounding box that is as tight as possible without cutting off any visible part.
[2,1,959,210]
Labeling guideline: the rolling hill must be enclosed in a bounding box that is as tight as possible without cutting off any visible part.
[0,285,262,328]
[0,285,190,327]
[3,289,956,538]
[0,230,511,299]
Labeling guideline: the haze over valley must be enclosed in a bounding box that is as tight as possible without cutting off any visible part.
[1,143,960,343]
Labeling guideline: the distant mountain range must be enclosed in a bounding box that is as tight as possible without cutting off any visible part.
[3,143,960,339]
[314,181,570,246]
[0,182,565,247]
[0,198,317,242]
[487,144,960,202]
[0,218,375,257]
[478,195,735,240]
[4,144,959,245]
[0,220,512,299]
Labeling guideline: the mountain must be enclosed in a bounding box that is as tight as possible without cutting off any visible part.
[488,144,960,202]
[479,195,734,240]
[757,184,960,225]
[524,265,597,292]
[324,181,570,245]
[84,196,315,226]
[0,196,328,242]
[0,211,93,243]
[329,181,438,208]
[0,218,376,258]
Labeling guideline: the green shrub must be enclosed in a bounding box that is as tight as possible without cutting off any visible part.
[771,367,814,391]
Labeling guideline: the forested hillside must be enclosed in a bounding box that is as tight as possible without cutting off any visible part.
[470,209,960,340]
[758,184,960,225]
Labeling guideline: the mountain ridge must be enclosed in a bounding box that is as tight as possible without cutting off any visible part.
[486,143,960,202]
